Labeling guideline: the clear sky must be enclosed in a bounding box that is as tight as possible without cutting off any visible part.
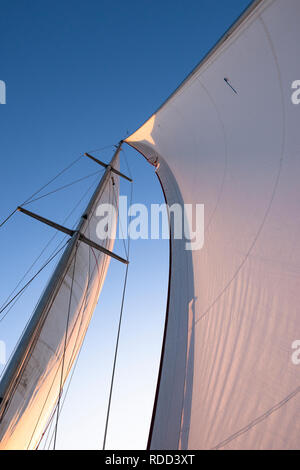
[0,0,252,449]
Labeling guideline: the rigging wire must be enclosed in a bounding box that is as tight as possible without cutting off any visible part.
[23,156,83,205]
[53,243,78,450]
[46,182,112,449]
[0,143,116,230]
[1,145,129,449]
[36,156,132,450]
[102,171,133,450]
[31,238,94,450]
[43,224,108,451]
[86,144,116,154]
[0,209,18,229]
[22,169,103,207]
[40,347,82,450]
[36,266,93,449]
[0,175,103,428]
[0,171,103,320]
[4,164,111,448]
[121,146,133,181]
[0,240,70,323]
[111,178,128,261]
[0,155,83,229]
[0,173,102,393]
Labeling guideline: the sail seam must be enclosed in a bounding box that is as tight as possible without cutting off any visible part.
[194,13,286,326]
[212,386,300,449]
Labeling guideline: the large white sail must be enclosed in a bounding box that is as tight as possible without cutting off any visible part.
[0,150,121,450]
[127,0,300,450]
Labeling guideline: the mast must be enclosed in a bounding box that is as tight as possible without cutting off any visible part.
[0,141,125,449]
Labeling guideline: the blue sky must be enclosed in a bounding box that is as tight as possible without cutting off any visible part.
[0,0,252,449]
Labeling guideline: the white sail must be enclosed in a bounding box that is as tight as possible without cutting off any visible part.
[127,0,300,450]
[0,152,120,450]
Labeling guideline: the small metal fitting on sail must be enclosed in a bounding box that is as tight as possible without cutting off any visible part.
[224,77,238,94]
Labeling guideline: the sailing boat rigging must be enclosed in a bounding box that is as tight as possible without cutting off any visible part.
[0,142,132,450]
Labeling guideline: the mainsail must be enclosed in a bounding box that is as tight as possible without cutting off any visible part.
[126,0,300,450]
[0,144,123,450]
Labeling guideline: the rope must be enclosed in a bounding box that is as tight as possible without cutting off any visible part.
[37,273,92,450]
[110,177,128,260]
[43,226,93,450]
[2,147,130,449]
[22,169,103,207]
[102,263,130,450]
[0,209,18,228]
[0,143,117,229]
[0,241,69,323]
[23,156,83,205]
[0,173,100,323]
[121,147,133,181]
[1,148,123,450]
[86,144,115,154]
[44,210,109,450]
[0,155,82,229]
[29,240,94,450]
[41,350,82,450]
[102,172,133,450]
[53,242,78,449]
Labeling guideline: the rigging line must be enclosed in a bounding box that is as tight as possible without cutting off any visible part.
[45,261,97,450]
[0,209,17,228]
[114,182,128,259]
[33,166,126,449]
[86,144,115,154]
[0,171,97,375]
[111,175,129,260]
[107,166,131,261]
[0,174,100,317]
[28,280,89,450]
[26,171,107,449]
[0,234,68,315]
[125,175,133,260]
[0,234,83,426]
[30,245,94,450]
[102,177,133,450]
[53,242,78,450]
[0,241,69,323]
[0,155,82,229]
[42,348,82,450]
[102,263,130,450]
[22,169,104,207]
[37,253,93,450]
[22,155,83,205]
[45,245,99,451]
[37,403,58,450]
[38,330,86,451]
[45,268,96,450]
[121,147,133,180]
[45,318,93,450]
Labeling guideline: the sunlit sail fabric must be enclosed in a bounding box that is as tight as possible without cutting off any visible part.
[127,0,300,450]
[0,159,120,450]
